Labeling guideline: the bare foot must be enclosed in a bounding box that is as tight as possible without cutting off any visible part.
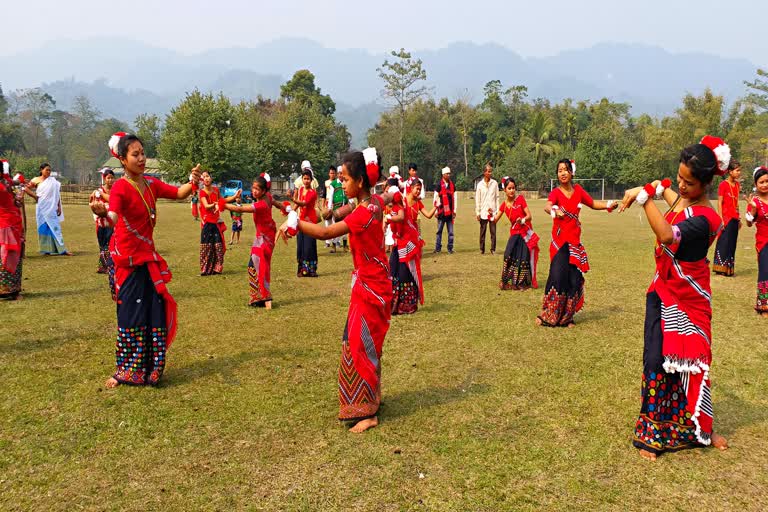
[105,377,120,389]
[638,449,657,461]
[760,312,768,318]
[535,317,543,326]
[349,416,378,433]
[711,432,728,450]
[265,300,272,310]
[567,322,577,329]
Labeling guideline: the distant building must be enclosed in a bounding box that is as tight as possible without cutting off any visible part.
[100,157,171,183]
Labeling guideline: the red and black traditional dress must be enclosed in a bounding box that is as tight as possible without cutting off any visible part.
[108,177,180,385]
[390,196,425,315]
[749,196,768,313]
[338,196,392,421]
[199,187,226,275]
[92,185,116,300]
[713,179,740,276]
[633,204,722,455]
[499,195,540,290]
[537,185,592,326]
[249,193,277,306]
[0,177,23,299]
[296,187,318,277]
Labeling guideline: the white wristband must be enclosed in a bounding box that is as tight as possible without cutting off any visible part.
[655,184,665,198]
[285,205,293,213]
[636,190,651,206]
[550,206,559,218]
[745,212,754,223]
[287,210,298,230]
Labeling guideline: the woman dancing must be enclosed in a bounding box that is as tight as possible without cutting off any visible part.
[745,166,768,316]
[387,178,436,314]
[90,168,116,299]
[620,135,730,459]
[493,177,539,290]
[199,171,238,275]
[292,168,319,277]
[280,148,391,432]
[536,159,617,327]
[222,174,287,308]
[90,132,200,387]
[713,159,742,276]
[0,161,24,300]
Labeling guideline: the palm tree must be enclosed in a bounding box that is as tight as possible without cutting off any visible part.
[524,111,560,166]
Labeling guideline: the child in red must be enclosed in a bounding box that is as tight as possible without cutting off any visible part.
[745,166,768,316]
[281,148,391,433]
[493,177,539,290]
[713,159,742,275]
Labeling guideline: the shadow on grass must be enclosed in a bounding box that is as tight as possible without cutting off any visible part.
[22,287,101,300]
[0,335,76,355]
[382,368,491,420]
[162,345,315,388]
[715,385,768,435]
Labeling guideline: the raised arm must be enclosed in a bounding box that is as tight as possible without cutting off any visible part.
[289,218,349,241]
[420,203,437,219]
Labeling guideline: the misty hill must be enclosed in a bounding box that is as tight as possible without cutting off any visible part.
[1,37,758,142]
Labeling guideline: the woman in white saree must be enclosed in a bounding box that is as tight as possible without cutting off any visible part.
[28,163,70,255]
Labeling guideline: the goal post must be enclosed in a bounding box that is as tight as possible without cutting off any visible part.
[550,178,605,200]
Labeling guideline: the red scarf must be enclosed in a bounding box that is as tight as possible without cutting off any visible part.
[438,179,455,216]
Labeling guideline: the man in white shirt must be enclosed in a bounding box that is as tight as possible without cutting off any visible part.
[475,162,499,254]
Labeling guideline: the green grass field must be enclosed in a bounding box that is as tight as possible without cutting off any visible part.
[2,196,767,511]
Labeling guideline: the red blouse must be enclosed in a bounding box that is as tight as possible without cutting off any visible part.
[718,180,740,222]
[199,187,222,224]
[750,197,768,254]
[108,176,178,266]
[547,185,594,257]
[499,195,531,236]
[343,196,392,306]
[298,187,318,223]
[0,181,22,232]
[252,193,277,241]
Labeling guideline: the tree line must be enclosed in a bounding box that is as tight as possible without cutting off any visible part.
[1,51,767,192]
[369,50,768,191]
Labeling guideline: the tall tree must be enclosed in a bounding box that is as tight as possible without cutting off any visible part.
[378,49,429,167]
[0,84,24,155]
[14,88,56,156]
[524,111,559,167]
[744,68,768,111]
[134,113,162,157]
[455,90,477,177]
[280,70,336,116]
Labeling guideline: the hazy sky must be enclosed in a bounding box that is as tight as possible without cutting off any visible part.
[4,0,766,65]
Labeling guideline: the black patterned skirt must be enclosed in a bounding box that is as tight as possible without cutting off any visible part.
[200,222,225,275]
[537,244,584,326]
[757,245,768,313]
[713,218,738,276]
[296,232,318,277]
[389,249,418,315]
[500,234,533,290]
